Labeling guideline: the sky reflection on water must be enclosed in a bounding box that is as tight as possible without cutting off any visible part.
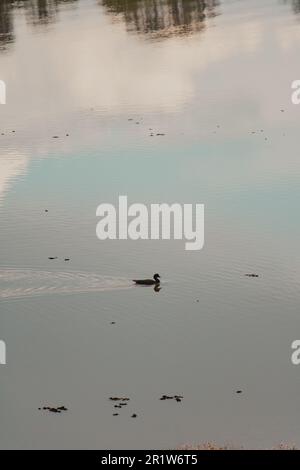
[1,0,300,450]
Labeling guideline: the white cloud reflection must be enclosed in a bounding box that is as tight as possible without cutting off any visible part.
[0,152,28,205]
[0,0,300,204]
[5,3,269,114]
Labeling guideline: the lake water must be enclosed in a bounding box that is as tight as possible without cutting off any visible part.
[1,0,300,450]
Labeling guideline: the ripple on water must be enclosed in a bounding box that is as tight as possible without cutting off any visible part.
[0,268,133,300]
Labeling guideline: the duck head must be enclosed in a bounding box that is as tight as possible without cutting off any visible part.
[153,273,161,283]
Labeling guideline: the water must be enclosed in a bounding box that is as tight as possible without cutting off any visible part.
[1,0,300,449]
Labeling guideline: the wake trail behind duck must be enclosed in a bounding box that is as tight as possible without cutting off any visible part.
[0,268,133,300]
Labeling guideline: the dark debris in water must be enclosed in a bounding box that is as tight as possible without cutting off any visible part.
[109,397,134,417]
[109,397,130,402]
[244,273,259,278]
[160,395,183,402]
[39,405,68,413]
[114,403,127,408]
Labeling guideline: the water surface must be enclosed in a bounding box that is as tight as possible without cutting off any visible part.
[1,0,300,449]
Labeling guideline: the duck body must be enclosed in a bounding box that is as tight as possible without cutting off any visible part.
[134,279,157,285]
[133,273,160,285]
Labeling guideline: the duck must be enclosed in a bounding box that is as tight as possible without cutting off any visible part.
[133,273,160,286]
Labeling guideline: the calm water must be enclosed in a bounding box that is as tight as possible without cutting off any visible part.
[1,0,300,449]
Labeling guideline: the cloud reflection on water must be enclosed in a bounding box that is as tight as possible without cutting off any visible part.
[0,0,300,205]
[0,152,28,205]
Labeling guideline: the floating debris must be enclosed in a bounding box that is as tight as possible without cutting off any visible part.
[109,396,131,417]
[236,390,243,394]
[39,405,68,413]
[160,395,173,400]
[114,402,127,408]
[52,136,59,139]
[244,274,259,278]
[160,395,183,402]
[109,397,130,402]
[64,258,70,262]
[131,414,137,418]
[48,257,58,260]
